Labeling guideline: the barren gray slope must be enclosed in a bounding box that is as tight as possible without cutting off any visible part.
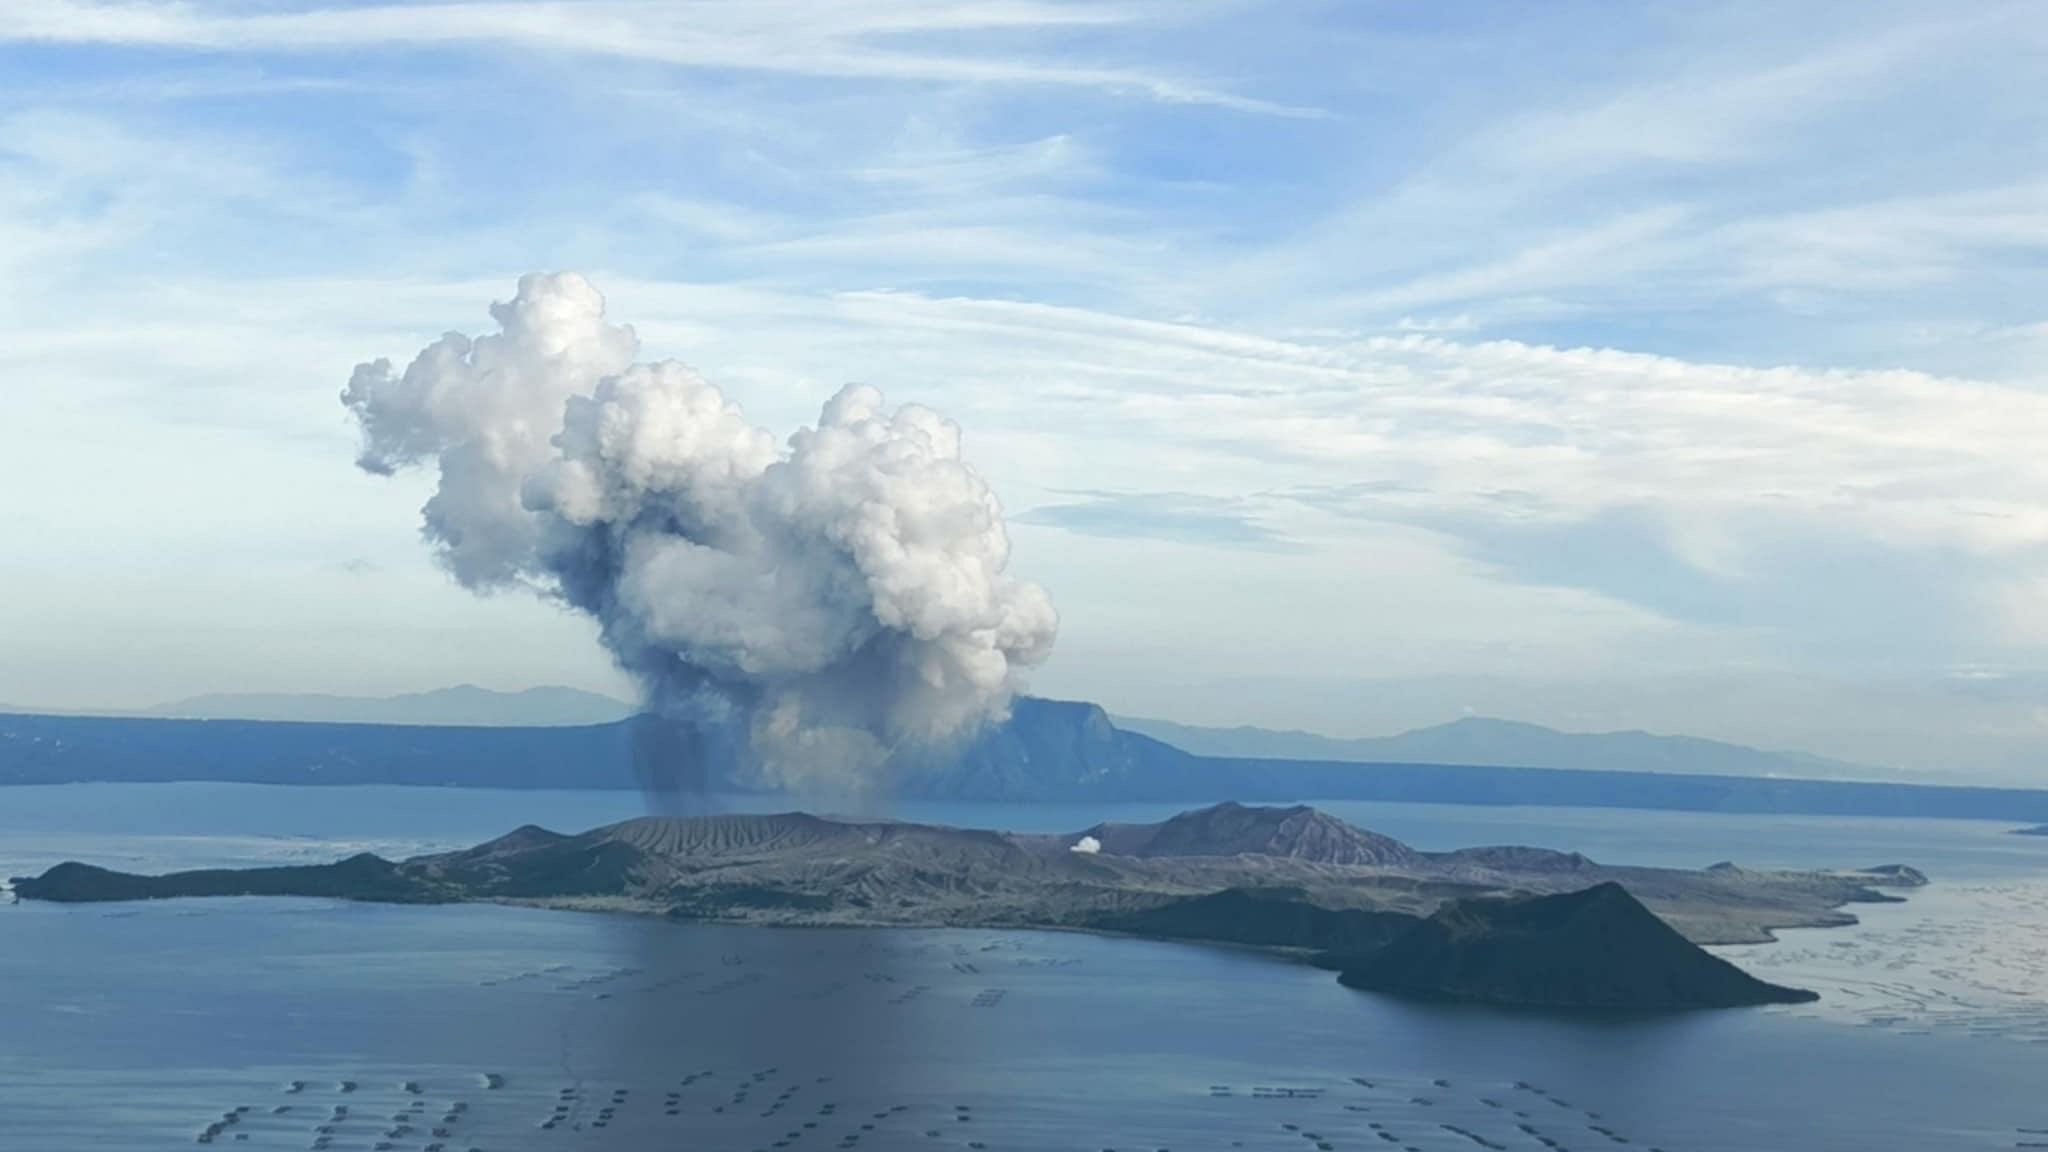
[18,803,1922,949]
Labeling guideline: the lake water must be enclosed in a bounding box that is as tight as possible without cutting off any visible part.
[5,784,2048,1151]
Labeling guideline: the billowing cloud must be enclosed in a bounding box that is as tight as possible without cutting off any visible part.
[343,273,1057,794]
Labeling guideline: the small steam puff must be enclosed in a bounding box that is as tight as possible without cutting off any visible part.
[1069,836,1102,855]
[342,273,1057,794]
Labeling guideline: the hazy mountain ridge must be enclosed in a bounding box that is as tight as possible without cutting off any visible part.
[9,699,2048,823]
[1115,714,1881,781]
[30,685,1878,784]
[148,685,636,727]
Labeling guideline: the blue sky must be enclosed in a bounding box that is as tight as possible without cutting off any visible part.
[3,1,2047,778]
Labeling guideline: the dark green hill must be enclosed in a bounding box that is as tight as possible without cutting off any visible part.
[1084,887,1414,953]
[1336,882,1817,1010]
[14,854,438,904]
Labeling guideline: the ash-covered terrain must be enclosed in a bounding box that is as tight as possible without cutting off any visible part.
[16,803,1920,1008]
[1335,882,1820,1009]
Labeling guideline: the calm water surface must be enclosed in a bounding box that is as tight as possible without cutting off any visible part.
[5,784,2048,1151]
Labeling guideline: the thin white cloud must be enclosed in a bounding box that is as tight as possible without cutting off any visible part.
[850,131,1092,195]
[1235,5,2043,332]
[1474,14,1961,175]
[2,0,1322,115]
[1328,207,1696,317]
[1720,180,2048,292]
[781,290,2048,578]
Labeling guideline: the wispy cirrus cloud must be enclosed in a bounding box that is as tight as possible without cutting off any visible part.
[1017,490,1298,551]
[1,0,1323,114]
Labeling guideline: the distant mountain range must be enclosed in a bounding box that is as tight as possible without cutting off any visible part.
[147,685,635,727]
[1115,714,1881,781]
[100,686,1888,785]
[8,697,2048,824]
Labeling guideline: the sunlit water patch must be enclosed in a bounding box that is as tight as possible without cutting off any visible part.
[1716,874,2048,1043]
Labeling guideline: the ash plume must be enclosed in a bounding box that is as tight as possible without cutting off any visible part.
[342,273,1057,795]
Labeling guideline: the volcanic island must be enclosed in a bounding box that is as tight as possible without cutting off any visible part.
[14,802,1924,1010]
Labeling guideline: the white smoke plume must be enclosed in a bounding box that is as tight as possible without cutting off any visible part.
[342,273,1057,795]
